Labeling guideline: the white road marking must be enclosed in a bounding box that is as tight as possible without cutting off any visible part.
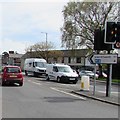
[14,83,20,86]
[60,84,77,87]
[98,91,119,94]
[27,80,42,85]
[50,87,86,100]
[31,81,42,85]
[111,92,119,94]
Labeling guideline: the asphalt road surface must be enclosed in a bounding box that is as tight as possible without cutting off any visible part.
[1,76,119,118]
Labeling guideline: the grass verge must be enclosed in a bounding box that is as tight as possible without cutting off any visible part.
[97,77,120,83]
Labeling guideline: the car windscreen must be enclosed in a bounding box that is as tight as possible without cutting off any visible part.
[35,62,46,67]
[57,66,72,73]
[85,71,93,74]
[6,67,20,73]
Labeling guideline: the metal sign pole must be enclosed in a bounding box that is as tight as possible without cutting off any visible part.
[106,64,112,97]
[106,50,112,97]
[109,64,112,96]
[93,63,97,95]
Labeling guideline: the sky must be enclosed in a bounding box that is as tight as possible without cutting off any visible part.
[0,0,119,55]
[0,0,70,54]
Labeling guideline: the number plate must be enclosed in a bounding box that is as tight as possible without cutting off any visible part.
[70,78,75,80]
[10,75,17,77]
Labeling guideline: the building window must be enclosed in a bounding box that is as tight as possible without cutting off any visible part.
[68,57,71,63]
[76,57,81,63]
[54,58,57,63]
[62,57,64,63]
[14,58,21,63]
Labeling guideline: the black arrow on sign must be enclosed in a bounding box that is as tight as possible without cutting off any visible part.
[88,53,95,64]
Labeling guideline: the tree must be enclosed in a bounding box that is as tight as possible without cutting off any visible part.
[61,2,118,49]
[25,41,64,63]
[61,2,118,78]
[48,50,64,63]
[25,41,54,62]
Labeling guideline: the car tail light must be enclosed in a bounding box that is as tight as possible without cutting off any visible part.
[17,74,23,78]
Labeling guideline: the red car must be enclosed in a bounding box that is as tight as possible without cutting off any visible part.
[1,66,23,86]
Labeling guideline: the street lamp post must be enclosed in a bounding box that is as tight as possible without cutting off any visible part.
[41,32,48,51]
[41,32,48,61]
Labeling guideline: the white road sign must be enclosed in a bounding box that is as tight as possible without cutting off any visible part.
[89,54,118,64]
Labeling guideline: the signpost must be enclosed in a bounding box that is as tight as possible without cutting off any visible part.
[93,21,119,97]
[89,53,118,96]
[89,54,118,64]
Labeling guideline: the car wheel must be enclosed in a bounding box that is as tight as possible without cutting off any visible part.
[19,82,23,86]
[57,77,61,83]
[46,75,50,81]
[73,80,77,84]
[25,70,28,76]
[2,81,5,86]
[34,72,38,77]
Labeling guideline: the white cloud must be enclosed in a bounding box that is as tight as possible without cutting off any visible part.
[2,2,65,33]
[0,1,69,54]
[0,0,70,3]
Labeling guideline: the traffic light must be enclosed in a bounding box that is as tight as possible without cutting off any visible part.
[114,22,120,49]
[105,22,117,44]
[94,29,112,50]
[117,22,120,42]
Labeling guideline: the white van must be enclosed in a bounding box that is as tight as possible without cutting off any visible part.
[46,63,78,84]
[24,58,47,77]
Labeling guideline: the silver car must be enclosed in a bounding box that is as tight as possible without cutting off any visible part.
[79,70,99,79]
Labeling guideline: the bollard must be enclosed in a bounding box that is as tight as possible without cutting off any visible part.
[80,76,90,91]
[81,81,84,90]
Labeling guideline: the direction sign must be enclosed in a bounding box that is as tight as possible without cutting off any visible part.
[89,54,118,64]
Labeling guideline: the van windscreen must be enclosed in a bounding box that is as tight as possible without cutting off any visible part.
[35,62,46,67]
[57,66,72,73]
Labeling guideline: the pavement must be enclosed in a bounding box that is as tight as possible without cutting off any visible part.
[72,80,120,106]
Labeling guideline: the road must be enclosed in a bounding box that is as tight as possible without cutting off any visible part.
[1,76,119,118]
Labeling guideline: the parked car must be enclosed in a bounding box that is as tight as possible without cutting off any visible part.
[79,70,99,79]
[46,63,78,84]
[0,66,23,86]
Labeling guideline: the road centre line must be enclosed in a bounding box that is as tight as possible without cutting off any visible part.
[28,80,42,85]
[50,87,86,100]
[32,82,42,85]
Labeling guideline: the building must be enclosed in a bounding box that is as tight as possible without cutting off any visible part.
[21,49,93,70]
[1,51,23,67]
[9,53,23,66]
